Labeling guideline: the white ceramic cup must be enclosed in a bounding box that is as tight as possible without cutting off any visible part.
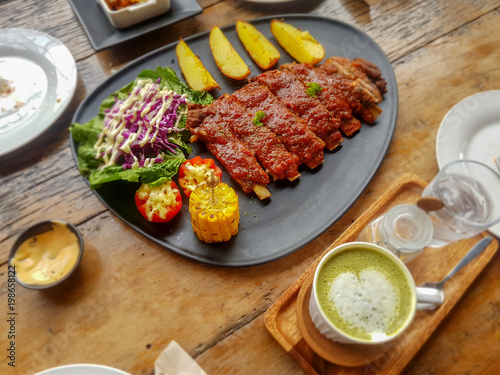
[309,242,417,345]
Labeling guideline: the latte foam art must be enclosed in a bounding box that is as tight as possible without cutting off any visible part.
[328,269,399,339]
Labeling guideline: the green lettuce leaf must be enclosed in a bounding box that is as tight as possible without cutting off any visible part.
[88,158,184,189]
[137,66,214,106]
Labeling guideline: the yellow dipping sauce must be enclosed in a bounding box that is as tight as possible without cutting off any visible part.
[11,222,80,286]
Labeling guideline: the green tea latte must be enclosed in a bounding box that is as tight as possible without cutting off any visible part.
[315,247,414,342]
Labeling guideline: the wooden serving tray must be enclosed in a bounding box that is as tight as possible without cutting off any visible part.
[264,173,499,375]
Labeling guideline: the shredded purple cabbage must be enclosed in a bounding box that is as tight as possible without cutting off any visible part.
[99,81,188,169]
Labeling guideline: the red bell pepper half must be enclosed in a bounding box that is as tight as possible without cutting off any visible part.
[135,180,182,223]
[178,156,222,197]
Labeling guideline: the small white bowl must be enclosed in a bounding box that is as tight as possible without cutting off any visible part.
[99,0,171,29]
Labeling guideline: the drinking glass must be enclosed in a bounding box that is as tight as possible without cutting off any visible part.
[422,160,500,247]
[358,204,434,263]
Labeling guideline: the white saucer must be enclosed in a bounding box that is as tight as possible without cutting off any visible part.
[0,28,77,157]
[436,90,500,237]
[35,364,130,375]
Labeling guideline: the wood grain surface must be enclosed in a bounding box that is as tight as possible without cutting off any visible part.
[1,1,500,374]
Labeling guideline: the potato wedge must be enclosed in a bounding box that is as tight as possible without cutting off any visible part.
[176,37,220,91]
[236,20,280,70]
[270,19,325,65]
[209,26,250,80]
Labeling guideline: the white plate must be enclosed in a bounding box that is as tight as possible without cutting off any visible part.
[35,364,130,375]
[0,28,77,157]
[436,90,500,237]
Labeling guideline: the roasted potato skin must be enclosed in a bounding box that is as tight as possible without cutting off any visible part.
[270,19,325,65]
[209,26,251,80]
[175,37,220,91]
[236,20,280,70]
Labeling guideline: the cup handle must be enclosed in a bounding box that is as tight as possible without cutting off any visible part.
[415,287,442,310]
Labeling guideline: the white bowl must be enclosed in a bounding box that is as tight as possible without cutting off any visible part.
[99,0,171,29]
[309,242,417,345]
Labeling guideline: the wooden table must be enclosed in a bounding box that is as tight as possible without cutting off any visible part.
[1,1,499,374]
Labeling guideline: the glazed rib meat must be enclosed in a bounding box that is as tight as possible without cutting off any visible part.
[316,57,385,124]
[232,82,325,169]
[185,56,387,199]
[212,94,301,182]
[280,62,361,136]
[253,70,343,151]
[186,103,270,196]
[333,57,387,100]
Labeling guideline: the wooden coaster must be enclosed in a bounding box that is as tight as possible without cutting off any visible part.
[296,275,388,367]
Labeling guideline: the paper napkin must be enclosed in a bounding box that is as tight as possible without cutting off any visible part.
[155,341,208,375]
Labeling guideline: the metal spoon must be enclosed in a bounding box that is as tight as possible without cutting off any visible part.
[416,236,492,310]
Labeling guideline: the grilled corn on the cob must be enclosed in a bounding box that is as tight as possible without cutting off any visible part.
[189,183,239,243]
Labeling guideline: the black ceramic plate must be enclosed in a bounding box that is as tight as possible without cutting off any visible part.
[68,0,202,51]
[71,14,398,267]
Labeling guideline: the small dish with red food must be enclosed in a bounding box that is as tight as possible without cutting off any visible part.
[99,0,171,29]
